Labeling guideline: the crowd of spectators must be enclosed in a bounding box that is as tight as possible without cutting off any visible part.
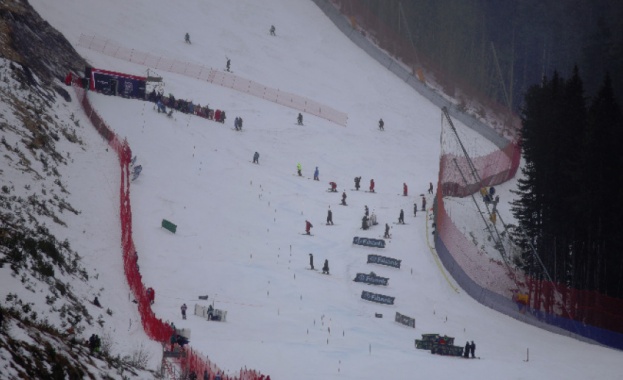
[148,89,226,123]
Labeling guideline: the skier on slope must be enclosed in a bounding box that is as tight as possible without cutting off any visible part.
[428,182,434,194]
[369,179,375,193]
[297,113,303,125]
[384,223,391,238]
[309,253,314,270]
[305,220,313,235]
[322,259,330,275]
[326,207,334,225]
[226,58,231,72]
[413,203,418,217]
[181,303,188,320]
[270,25,276,36]
[421,196,427,211]
[398,209,405,224]
[364,205,369,217]
[253,151,259,164]
[354,176,361,191]
[329,182,337,192]
[403,183,408,196]
[297,163,302,176]
[379,118,384,131]
[341,191,347,206]
[361,215,369,230]
[314,166,319,181]
[185,33,191,44]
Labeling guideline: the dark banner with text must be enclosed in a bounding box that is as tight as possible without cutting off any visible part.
[361,290,395,305]
[367,254,401,268]
[395,312,415,328]
[353,236,385,248]
[353,273,389,286]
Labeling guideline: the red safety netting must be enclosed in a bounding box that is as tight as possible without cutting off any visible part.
[74,86,266,378]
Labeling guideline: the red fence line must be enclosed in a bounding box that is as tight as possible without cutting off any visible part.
[73,86,265,378]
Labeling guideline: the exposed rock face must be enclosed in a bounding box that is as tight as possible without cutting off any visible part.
[0,0,86,85]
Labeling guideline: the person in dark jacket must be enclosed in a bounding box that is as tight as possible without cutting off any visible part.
[309,253,314,270]
[314,167,319,181]
[326,207,334,225]
[185,33,191,44]
[398,209,405,224]
[93,296,101,307]
[464,341,470,358]
[384,223,391,238]
[354,176,361,190]
[379,118,384,131]
[253,151,260,164]
[362,215,369,230]
[341,191,347,206]
[322,259,329,274]
[297,113,303,125]
[470,341,476,358]
[181,303,187,319]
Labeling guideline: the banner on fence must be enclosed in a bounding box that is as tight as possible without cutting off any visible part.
[353,236,385,248]
[367,254,401,268]
[87,67,146,99]
[353,272,389,286]
[395,312,415,328]
[361,290,395,305]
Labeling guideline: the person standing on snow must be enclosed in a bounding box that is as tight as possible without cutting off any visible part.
[181,303,187,320]
[341,191,347,206]
[270,25,276,36]
[369,179,375,192]
[403,183,408,196]
[429,182,434,194]
[297,113,303,125]
[354,176,361,191]
[326,207,334,225]
[305,220,313,235]
[421,196,427,211]
[413,203,418,217]
[184,33,191,44]
[309,253,314,270]
[253,151,260,164]
[322,259,330,275]
[364,205,369,217]
[398,209,405,224]
[297,163,302,176]
[384,223,391,238]
[379,118,384,131]
[314,167,319,181]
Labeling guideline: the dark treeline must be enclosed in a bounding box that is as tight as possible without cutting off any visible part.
[511,69,623,298]
[344,0,623,113]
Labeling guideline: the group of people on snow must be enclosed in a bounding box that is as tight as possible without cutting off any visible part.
[147,90,226,123]
[463,340,476,358]
[308,253,330,274]
[234,116,244,131]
